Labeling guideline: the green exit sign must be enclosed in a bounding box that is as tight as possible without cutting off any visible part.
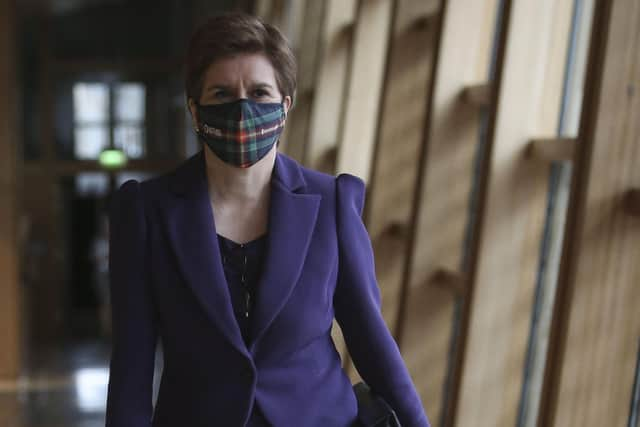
[99,149,128,169]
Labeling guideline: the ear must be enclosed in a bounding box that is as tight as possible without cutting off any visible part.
[282,95,292,116]
[187,98,199,128]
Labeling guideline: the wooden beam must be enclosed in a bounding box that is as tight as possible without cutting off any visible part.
[341,0,441,384]
[365,0,442,340]
[339,22,355,38]
[339,0,396,382]
[460,83,491,108]
[381,221,410,240]
[526,137,577,162]
[409,11,438,32]
[429,268,467,296]
[50,58,182,74]
[0,0,22,380]
[540,0,640,424]
[622,188,640,217]
[335,0,394,182]
[297,0,358,365]
[279,0,326,162]
[365,0,440,241]
[304,0,358,172]
[22,160,183,176]
[454,0,574,425]
[393,0,500,422]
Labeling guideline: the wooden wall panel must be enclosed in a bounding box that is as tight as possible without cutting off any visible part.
[455,0,573,425]
[367,0,440,242]
[305,0,357,173]
[0,0,22,379]
[368,0,441,344]
[542,0,640,425]
[280,0,325,162]
[294,0,358,363]
[340,0,442,384]
[397,0,499,423]
[335,0,393,183]
[519,2,595,425]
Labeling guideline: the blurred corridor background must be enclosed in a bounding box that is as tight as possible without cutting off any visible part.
[0,0,639,426]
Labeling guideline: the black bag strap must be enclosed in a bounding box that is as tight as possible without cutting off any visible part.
[353,382,401,427]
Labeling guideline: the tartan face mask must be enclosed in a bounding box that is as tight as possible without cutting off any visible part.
[195,98,286,168]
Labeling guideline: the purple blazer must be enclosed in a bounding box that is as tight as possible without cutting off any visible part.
[105,149,430,427]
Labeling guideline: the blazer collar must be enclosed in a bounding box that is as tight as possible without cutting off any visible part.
[161,149,321,355]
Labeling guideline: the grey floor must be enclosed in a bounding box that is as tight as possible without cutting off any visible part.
[0,340,110,427]
[0,339,163,427]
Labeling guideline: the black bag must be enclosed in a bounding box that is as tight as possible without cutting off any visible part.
[353,382,401,427]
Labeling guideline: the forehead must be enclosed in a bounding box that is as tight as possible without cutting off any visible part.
[201,53,278,86]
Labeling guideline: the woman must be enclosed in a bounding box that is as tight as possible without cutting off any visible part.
[105,12,430,427]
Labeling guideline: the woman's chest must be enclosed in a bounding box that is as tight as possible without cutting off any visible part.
[147,210,339,329]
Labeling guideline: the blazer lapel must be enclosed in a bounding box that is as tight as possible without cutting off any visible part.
[160,151,248,356]
[159,150,322,354]
[250,153,322,346]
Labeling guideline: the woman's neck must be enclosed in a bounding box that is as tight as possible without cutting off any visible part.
[203,146,276,205]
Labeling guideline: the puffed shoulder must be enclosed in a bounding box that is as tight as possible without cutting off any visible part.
[108,179,146,226]
[115,179,141,198]
[111,179,142,206]
[335,173,366,217]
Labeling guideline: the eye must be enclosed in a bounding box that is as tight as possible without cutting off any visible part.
[213,89,228,99]
[252,88,270,98]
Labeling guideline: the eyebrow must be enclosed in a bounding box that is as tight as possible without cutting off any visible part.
[205,82,276,92]
[205,84,232,93]
[252,83,275,90]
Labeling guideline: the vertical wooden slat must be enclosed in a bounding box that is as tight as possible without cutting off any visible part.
[330,0,394,374]
[304,0,357,173]
[371,0,439,327]
[539,0,640,425]
[0,0,22,380]
[366,0,440,242]
[334,0,394,183]
[279,0,326,162]
[395,0,500,423]
[341,0,441,383]
[297,0,358,364]
[453,0,574,425]
[517,0,598,402]
[368,0,442,337]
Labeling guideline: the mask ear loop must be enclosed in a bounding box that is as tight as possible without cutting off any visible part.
[281,96,289,119]
[276,98,288,148]
[192,101,202,135]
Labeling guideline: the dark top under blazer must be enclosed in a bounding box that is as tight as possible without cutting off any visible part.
[105,149,431,427]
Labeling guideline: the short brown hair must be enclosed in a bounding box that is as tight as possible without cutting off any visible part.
[185,12,297,105]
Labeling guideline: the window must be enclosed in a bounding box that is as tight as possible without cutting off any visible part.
[114,83,146,158]
[73,83,110,159]
[72,82,146,160]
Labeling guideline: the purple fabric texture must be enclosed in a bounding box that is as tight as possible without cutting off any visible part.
[105,149,430,427]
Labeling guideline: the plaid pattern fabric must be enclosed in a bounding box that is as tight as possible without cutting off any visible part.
[197,99,286,168]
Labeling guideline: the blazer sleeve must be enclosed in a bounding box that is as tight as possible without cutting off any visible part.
[333,173,430,427]
[105,180,157,427]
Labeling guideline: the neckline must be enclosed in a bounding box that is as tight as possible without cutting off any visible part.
[217,232,267,247]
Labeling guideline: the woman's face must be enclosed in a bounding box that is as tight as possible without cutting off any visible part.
[188,53,292,125]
